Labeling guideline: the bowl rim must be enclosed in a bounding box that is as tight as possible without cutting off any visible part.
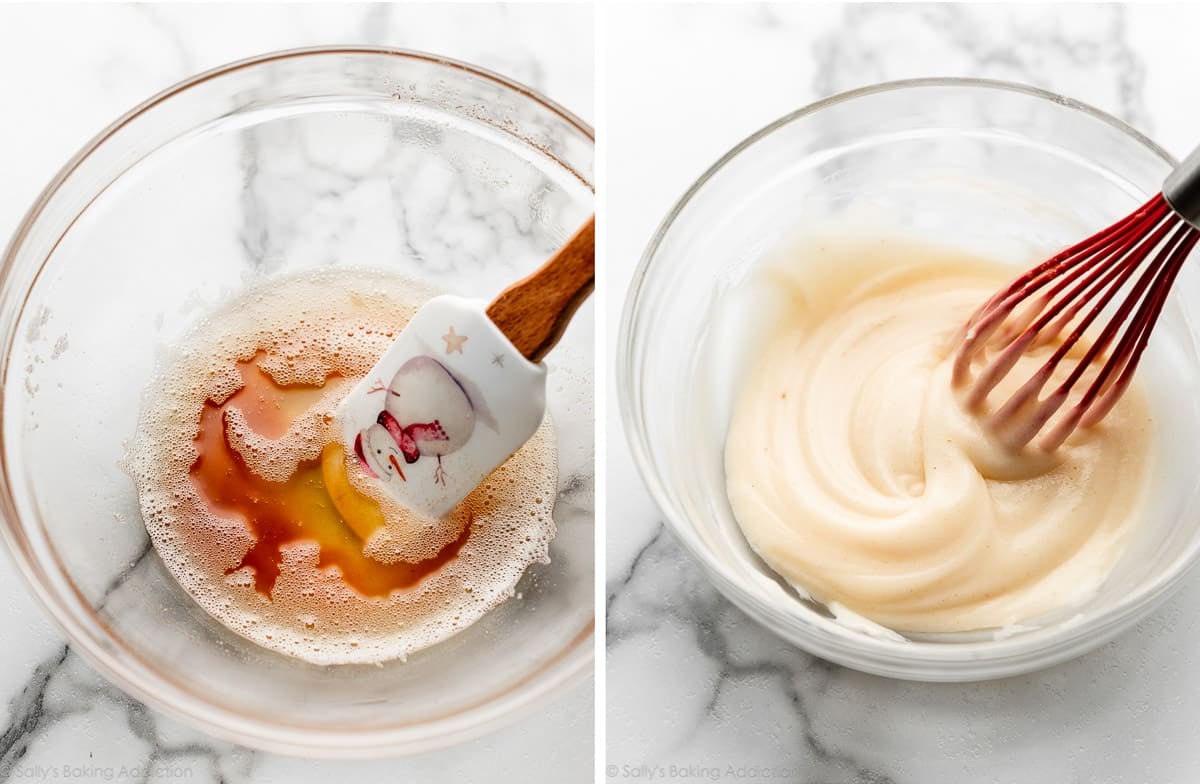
[617,76,1194,680]
[0,45,594,755]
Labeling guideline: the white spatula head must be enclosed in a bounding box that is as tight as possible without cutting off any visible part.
[334,295,546,518]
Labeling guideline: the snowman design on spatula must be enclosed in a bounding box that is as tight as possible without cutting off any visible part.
[353,355,476,487]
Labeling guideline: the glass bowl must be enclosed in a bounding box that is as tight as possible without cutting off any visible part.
[618,78,1200,681]
[0,47,593,755]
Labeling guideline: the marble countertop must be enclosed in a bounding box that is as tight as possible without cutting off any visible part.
[606,4,1200,783]
[0,4,592,782]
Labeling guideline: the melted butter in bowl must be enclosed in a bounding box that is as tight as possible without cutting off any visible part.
[724,235,1157,634]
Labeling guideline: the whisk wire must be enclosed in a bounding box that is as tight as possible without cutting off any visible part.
[953,191,1200,451]
[1021,218,1183,449]
[962,214,1167,410]
[1075,224,1199,426]
[951,196,1171,391]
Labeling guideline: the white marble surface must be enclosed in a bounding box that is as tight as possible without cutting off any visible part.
[606,4,1200,783]
[0,3,592,782]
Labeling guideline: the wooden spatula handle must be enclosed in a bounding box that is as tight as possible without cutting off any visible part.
[486,216,595,363]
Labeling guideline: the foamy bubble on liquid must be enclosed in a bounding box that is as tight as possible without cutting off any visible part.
[222,379,350,483]
[125,268,559,665]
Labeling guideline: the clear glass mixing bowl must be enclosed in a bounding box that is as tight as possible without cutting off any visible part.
[619,78,1200,681]
[0,47,593,754]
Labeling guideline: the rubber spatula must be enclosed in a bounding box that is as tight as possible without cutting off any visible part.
[334,216,594,518]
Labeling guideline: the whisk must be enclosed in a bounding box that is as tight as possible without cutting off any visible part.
[952,145,1200,452]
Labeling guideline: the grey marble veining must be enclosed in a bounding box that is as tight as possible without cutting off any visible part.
[0,643,254,784]
[811,4,1150,130]
[608,527,895,784]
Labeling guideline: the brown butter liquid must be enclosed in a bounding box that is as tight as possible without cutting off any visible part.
[189,352,469,598]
